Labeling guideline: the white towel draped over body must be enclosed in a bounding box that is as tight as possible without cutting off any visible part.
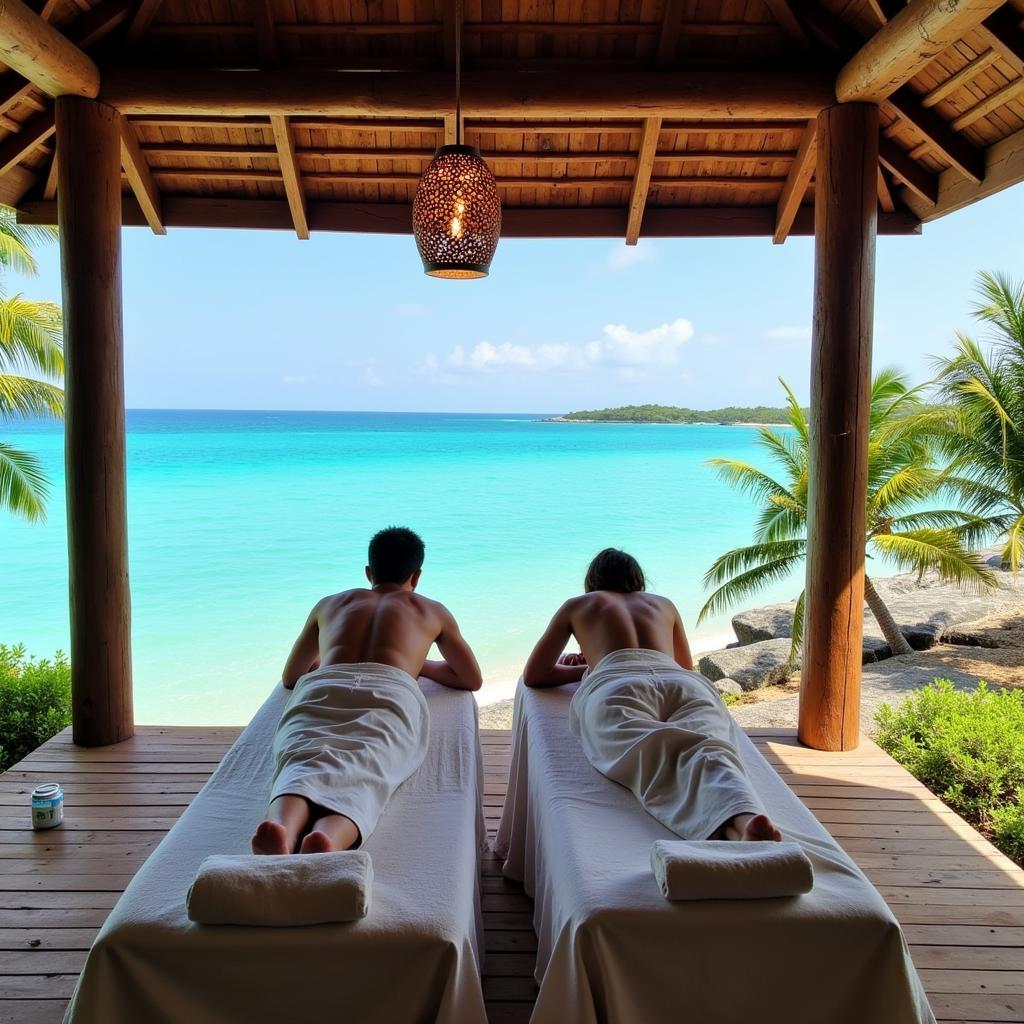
[570,648,763,840]
[271,662,430,843]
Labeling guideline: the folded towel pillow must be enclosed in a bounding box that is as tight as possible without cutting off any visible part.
[650,840,813,901]
[187,851,373,926]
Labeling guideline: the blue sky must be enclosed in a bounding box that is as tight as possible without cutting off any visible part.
[17,183,1024,414]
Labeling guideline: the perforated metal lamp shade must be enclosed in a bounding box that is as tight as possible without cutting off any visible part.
[412,145,502,279]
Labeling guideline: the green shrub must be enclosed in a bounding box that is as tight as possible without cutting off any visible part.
[0,644,71,773]
[875,680,1024,864]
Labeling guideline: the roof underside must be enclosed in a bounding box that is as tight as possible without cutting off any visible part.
[3,0,1024,238]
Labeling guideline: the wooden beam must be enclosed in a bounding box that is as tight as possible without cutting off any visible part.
[125,0,164,44]
[836,0,1007,104]
[885,87,984,182]
[0,0,100,97]
[760,0,812,50]
[55,95,133,747]
[799,102,878,752]
[655,0,685,68]
[18,194,923,236]
[901,124,1024,220]
[0,106,52,173]
[877,165,895,211]
[879,136,938,203]
[41,145,56,197]
[99,69,836,118]
[978,5,1024,75]
[773,118,816,244]
[921,49,999,107]
[269,113,308,239]
[119,120,164,234]
[252,0,279,68]
[625,115,661,245]
[949,78,1024,131]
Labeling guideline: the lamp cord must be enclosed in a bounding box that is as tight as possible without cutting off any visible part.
[455,0,462,146]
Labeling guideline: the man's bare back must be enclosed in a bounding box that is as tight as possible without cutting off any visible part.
[524,590,693,688]
[282,584,482,691]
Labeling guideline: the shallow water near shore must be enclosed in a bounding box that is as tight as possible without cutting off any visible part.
[1,410,802,724]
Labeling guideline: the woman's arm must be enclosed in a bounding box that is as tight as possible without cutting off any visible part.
[422,605,483,691]
[281,602,321,689]
[523,601,587,688]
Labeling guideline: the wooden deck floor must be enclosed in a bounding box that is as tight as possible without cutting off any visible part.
[2,726,1023,1024]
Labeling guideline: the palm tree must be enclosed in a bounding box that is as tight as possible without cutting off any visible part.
[0,206,63,521]
[698,370,996,659]
[929,271,1024,572]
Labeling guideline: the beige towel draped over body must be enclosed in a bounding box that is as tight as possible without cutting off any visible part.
[271,662,430,843]
[569,647,763,840]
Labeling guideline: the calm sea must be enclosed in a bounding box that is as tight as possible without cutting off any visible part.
[0,410,802,723]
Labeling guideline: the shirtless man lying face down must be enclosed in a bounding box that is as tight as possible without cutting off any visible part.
[252,526,482,856]
[524,547,781,843]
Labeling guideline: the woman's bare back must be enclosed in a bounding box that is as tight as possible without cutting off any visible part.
[568,591,682,667]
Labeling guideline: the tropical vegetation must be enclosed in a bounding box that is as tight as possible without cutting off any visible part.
[697,369,996,658]
[876,681,1024,866]
[0,205,63,521]
[0,644,71,773]
[928,271,1024,572]
[555,403,801,425]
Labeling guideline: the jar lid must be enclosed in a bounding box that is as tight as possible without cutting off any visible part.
[31,783,61,798]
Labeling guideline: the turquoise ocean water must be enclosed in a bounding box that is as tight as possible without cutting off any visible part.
[0,411,802,724]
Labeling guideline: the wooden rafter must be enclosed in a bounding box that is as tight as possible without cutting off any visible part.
[99,69,835,118]
[876,166,895,212]
[879,137,937,204]
[119,120,165,234]
[0,0,99,97]
[978,6,1024,76]
[836,0,1006,103]
[269,114,308,239]
[921,49,999,108]
[655,0,685,69]
[950,78,1024,131]
[625,116,661,245]
[41,146,57,198]
[900,124,1024,221]
[760,0,812,50]
[252,0,279,68]
[773,118,816,244]
[0,107,53,175]
[126,0,164,44]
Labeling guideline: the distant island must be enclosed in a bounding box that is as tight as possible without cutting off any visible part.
[545,404,802,425]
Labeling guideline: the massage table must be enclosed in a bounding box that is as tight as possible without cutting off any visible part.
[494,681,936,1024]
[64,679,488,1024]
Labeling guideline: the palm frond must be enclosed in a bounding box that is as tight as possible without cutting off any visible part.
[706,458,794,506]
[870,529,997,591]
[0,374,63,418]
[778,377,809,444]
[973,270,1024,347]
[698,539,806,622]
[0,206,57,278]
[0,295,64,378]
[0,441,48,521]
[789,588,806,665]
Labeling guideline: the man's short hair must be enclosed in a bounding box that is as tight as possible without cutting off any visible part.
[368,526,425,584]
[584,548,646,594]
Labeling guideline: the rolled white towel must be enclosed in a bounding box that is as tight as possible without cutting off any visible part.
[651,840,813,901]
[187,851,373,926]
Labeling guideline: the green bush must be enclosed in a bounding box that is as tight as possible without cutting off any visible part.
[875,680,1024,864]
[0,644,71,773]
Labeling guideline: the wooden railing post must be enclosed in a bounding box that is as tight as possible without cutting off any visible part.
[56,95,134,746]
[798,102,878,752]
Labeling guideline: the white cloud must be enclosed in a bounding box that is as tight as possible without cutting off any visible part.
[605,240,657,271]
[766,325,812,342]
[439,317,694,376]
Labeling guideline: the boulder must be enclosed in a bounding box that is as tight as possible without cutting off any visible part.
[712,677,743,698]
[732,603,795,645]
[698,639,794,692]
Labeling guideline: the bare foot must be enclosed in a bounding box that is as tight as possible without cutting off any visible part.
[722,813,783,842]
[251,820,290,855]
[299,830,334,854]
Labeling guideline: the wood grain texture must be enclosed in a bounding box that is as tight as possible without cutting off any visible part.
[624,115,661,244]
[56,96,133,747]
[118,120,164,234]
[799,102,878,752]
[269,114,308,238]
[773,117,816,244]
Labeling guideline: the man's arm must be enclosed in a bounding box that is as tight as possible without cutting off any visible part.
[672,604,694,671]
[523,601,587,688]
[282,602,321,689]
[420,605,483,692]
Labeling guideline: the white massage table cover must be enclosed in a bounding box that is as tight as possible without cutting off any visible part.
[64,679,488,1024]
[494,682,936,1024]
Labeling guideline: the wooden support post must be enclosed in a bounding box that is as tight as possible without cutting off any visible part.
[625,116,661,245]
[798,102,878,752]
[56,95,133,747]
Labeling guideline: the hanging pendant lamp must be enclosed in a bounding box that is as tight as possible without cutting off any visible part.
[412,0,501,278]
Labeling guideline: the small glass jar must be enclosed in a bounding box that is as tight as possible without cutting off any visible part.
[31,783,64,830]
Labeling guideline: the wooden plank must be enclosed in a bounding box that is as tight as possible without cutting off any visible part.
[269,114,308,239]
[98,69,836,119]
[624,115,660,245]
[41,148,57,199]
[760,0,813,50]
[773,117,816,244]
[921,49,999,108]
[978,5,1024,76]
[0,108,54,175]
[950,79,1024,132]
[654,0,685,69]
[125,0,164,44]
[836,0,1006,104]
[877,165,895,212]
[886,87,985,182]
[879,136,938,203]
[252,0,279,68]
[119,120,164,234]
